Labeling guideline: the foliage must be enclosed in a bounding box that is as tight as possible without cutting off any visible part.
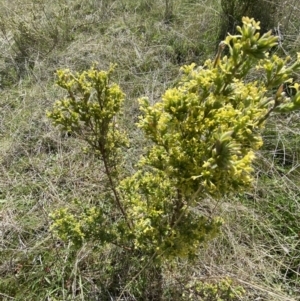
[48,17,300,267]
[47,64,128,163]
[184,278,245,301]
[47,64,130,247]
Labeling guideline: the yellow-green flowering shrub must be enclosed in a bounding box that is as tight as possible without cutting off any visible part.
[48,17,300,260]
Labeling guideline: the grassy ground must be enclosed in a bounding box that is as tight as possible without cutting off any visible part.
[0,0,300,300]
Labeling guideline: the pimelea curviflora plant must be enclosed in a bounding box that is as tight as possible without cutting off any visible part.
[48,17,300,262]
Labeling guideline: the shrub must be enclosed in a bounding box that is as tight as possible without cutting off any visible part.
[47,17,300,298]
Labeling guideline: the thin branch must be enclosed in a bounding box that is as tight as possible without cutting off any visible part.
[101,149,132,230]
